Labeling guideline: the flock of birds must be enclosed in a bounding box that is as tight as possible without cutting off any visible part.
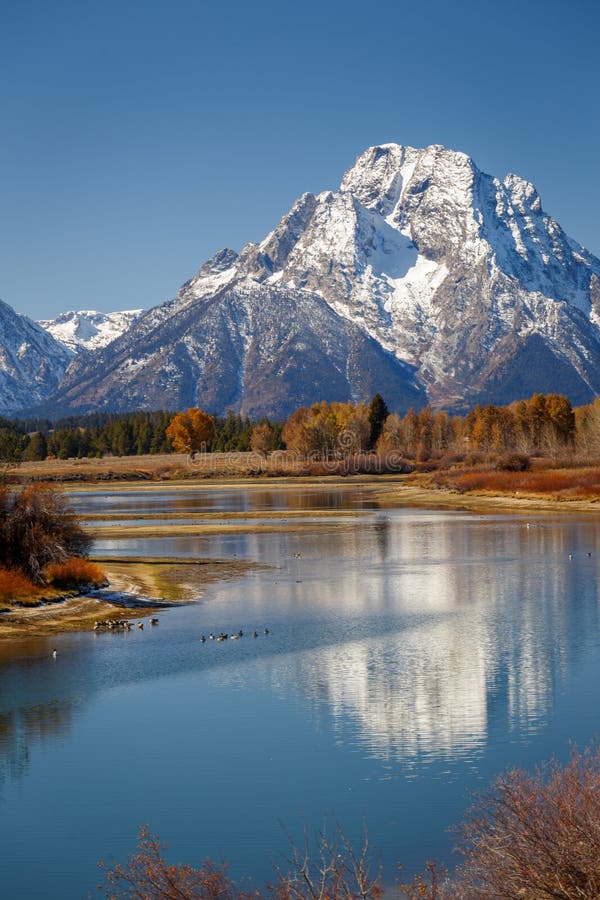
[51,622,270,658]
[92,617,160,632]
[89,617,270,641]
[200,628,269,642]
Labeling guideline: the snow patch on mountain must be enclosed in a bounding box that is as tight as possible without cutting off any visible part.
[38,309,142,352]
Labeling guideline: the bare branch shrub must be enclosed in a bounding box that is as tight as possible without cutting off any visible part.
[272,827,381,900]
[100,826,383,900]
[100,748,600,900]
[100,826,252,900]
[453,746,600,898]
[0,483,91,582]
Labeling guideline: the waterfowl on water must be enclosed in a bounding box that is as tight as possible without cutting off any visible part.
[52,649,57,659]
[150,618,159,625]
[200,635,206,642]
[253,631,258,638]
[93,619,133,632]
[264,628,269,635]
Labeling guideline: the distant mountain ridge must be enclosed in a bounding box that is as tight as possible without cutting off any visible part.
[38,309,142,353]
[0,299,72,417]
[5,142,600,419]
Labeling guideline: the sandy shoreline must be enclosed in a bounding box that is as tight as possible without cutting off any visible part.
[376,481,600,514]
[0,556,260,640]
[90,519,358,539]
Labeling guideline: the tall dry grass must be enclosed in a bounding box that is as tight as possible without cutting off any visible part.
[0,567,39,604]
[432,466,600,499]
[43,558,106,590]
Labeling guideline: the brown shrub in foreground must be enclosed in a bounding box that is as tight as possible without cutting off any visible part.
[0,483,92,582]
[100,826,383,900]
[452,747,600,898]
[0,566,38,604]
[100,748,600,900]
[43,558,106,590]
[101,828,251,900]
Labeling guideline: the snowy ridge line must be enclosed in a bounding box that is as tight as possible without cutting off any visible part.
[6,142,600,417]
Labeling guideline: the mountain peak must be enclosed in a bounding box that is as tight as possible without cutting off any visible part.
[11,141,600,418]
[198,248,239,276]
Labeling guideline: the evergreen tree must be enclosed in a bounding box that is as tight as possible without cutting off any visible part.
[22,431,48,462]
[368,394,389,450]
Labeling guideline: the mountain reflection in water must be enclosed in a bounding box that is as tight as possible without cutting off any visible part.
[2,490,600,900]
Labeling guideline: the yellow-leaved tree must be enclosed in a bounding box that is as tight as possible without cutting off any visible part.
[166,408,215,454]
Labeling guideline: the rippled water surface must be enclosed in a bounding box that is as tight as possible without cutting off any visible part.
[2,485,600,898]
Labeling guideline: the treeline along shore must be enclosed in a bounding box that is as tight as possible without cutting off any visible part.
[1,391,597,462]
[2,392,600,501]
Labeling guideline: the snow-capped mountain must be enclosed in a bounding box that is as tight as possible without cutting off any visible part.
[41,144,600,416]
[38,309,142,353]
[0,299,73,417]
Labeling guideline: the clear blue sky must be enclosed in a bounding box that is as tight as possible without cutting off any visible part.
[2,0,599,319]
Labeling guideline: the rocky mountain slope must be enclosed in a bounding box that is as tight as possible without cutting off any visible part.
[38,309,142,353]
[21,144,600,417]
[0,299,73,417]
[54,270,425,418]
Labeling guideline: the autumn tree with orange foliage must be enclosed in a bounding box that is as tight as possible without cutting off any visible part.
[250,421,277,456]
[373,393,577,462]
[574,397,600,459]
[282,402,370,459]
[166,409,216,455]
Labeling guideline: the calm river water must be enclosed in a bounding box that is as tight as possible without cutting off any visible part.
[2,484,600,898]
